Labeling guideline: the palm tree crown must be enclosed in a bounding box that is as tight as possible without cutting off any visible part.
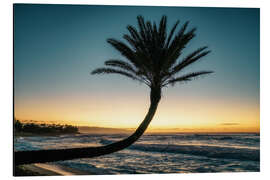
[92,15,213,92]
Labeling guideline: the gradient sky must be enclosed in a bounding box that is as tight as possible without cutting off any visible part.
[14,4,260,132]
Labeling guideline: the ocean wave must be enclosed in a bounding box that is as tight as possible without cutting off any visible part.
[15,134,260,162]
[99,139,259,161]
[143,134,259,142]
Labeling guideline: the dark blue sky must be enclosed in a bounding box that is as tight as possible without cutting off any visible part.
[14,4,260,130]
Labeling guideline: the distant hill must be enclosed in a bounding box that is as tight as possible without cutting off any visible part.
[78,126,133,134]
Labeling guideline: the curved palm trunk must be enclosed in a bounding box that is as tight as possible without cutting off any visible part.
[15,88,161,165]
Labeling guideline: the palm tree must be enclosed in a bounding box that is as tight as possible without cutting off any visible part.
[15,15,213,165]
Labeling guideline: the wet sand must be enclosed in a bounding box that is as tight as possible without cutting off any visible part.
[16,163,90,176]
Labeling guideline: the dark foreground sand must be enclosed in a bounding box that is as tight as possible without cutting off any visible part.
[15,163,90,176]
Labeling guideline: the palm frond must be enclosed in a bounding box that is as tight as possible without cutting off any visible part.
[146,21,153,42]
[165,20,180,48]
[158,16,167,44]
[167,21,191,51]
[127,25,142,42]
[170,47,211,75]
[163,71,213,86]
[137,16,147,42]
[92,67,140,81]
[104,59,137,74]
[107,39,135,60]
[123,34,146,55]
[161,23,196,74]
[91,68,150,86]
[107,38,146,71]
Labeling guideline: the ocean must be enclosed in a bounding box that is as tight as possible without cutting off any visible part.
[14,133,260,174]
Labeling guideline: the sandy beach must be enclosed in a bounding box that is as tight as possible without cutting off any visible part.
[15,163,90,176]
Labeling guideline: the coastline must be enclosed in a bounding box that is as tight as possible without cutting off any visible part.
[14,132,80,137]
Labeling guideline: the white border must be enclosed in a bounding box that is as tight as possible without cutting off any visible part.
[1,0,269,180]
[6,0,264,8]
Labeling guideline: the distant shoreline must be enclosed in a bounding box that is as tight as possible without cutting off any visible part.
[14,131,260,137]
[14,131,80,137]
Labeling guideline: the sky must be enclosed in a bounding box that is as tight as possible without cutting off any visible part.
[14,4,260,133]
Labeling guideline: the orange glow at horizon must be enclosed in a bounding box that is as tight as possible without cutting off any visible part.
[14,92,260,133]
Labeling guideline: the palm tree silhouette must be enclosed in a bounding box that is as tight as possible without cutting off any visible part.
[15,15,213,165]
